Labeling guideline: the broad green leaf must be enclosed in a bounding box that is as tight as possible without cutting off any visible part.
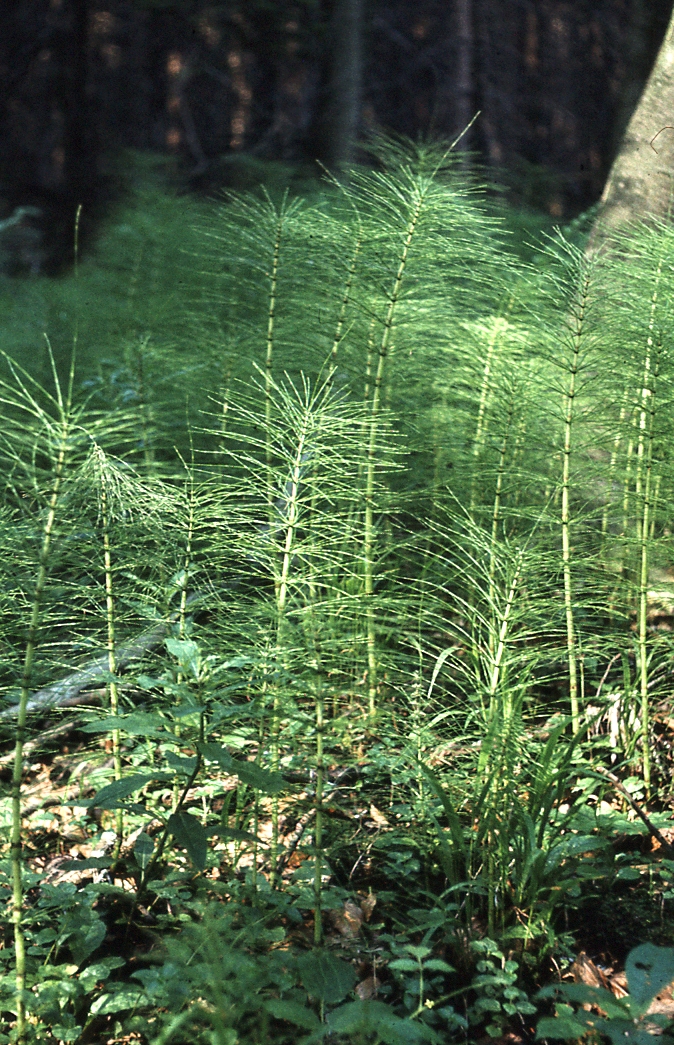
[544,835,607,872]
[89,986,146,1016]
[601,1020,666,1045]
[264,999,322,1031]
[198,742,284,794]
[423,959,455,973]
[164,750,198,775]
[133,832,154,870]
[298,951,357,1004]
[78,957,125,993]
[69,919,107,965]
[59,858,111,871]
[167,810,207,870]
[207,826,267,845]
[165,638,200,678]
[626,944,674,1009]
[389,959,421,973]
[328,1000,438,1044]
[548,984,627,1018]
[536,1016,588,1040]
[90,774,169,809]
[79,714,171,737]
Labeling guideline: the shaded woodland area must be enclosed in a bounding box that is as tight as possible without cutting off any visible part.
[8,4,674,1045]
[2,0,674,272]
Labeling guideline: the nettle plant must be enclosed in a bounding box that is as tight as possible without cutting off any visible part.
[2,140,674,1043]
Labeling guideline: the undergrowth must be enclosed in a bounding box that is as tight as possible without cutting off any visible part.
[1,140,674,1044]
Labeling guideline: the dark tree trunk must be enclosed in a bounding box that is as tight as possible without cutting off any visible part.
[54,0,95,205]
[454,0,474,149]
[311,0,364,169]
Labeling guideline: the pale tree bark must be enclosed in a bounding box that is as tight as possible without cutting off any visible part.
[591,5,674,244]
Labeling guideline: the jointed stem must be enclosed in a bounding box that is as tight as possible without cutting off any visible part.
[11,416,70,1043]
[561,270,590,734]
[364,190,425,719]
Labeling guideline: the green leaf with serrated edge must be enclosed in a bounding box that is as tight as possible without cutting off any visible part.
[298,951,357,1004]
[423,959,455,973]
[167,810,207,870]
[134,832,154,870]
[198,742,284,794]
[389,959,420,973]
[626,943,674,1009]
[264,999,322,1031]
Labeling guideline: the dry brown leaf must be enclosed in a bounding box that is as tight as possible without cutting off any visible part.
[360,891,377,921]
[368,803,389,828]
[608,971,629,999]
[332,900,363,937]
[356,976,378,1000]
[571,952,611,990]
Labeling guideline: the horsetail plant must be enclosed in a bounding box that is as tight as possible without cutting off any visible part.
[2,348,79,1043]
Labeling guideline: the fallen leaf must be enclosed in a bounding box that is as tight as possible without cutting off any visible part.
[356,976,378,1000]
[571,952,610,990]
[368,804,389,828]
[360,891,377,921]
[332,901,363,937]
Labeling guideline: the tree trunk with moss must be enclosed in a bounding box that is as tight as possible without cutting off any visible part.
[591,7,674,244]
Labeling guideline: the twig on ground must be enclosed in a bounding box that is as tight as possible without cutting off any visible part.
[594,765,674,858]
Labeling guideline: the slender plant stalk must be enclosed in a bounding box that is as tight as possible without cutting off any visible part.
[621,420,636,539]
[171,450,196,810]
[469,299,514,517]
[560,269,591,734]
[363,189,425,718]
[650,474,662,540]
[131,336,156,475]
[488,391,515,607]
[328,224,362,378]
[96,448,124,855]
[10,360,75,1043]
[220,362,232,443]
[313,681,325,945]
[269,406,311,886]
[265,194,288,521]
[486,552,523,719]
[601,387,629,538]
[636,340,660,796]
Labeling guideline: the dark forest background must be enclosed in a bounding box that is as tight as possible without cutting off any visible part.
[2,0,674,273]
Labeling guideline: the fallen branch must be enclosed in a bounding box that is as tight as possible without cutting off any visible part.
[0,591,210,722]
[0,621,170,721]
[0,716,88,768]
[593,765,674,859]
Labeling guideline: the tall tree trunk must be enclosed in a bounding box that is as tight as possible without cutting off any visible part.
[311,0,363,169]
[591,5,674,243]
[455,0,474,149]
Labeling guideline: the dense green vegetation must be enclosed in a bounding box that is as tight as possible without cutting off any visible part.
[2,141,674,1045]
